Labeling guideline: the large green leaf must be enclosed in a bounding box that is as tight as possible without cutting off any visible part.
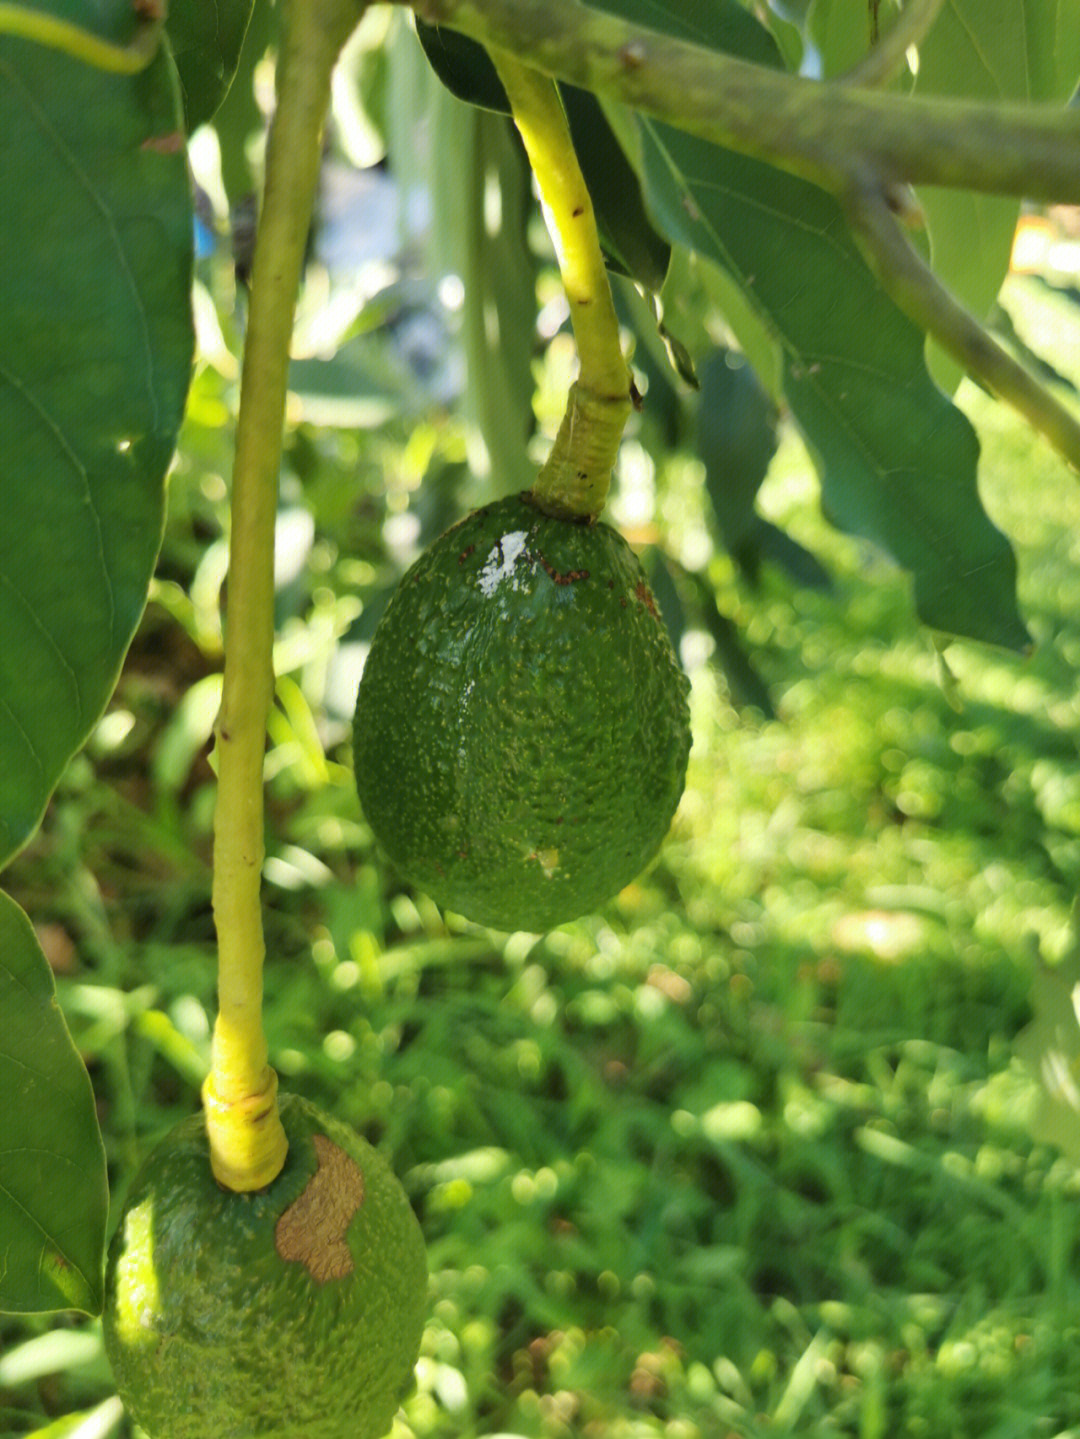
[913,0,1080,392]
[165,0,256,132]
[609,0,1028,646]
[0,890,108,1315]
[0,36,193,868]
[640,127,1027,647]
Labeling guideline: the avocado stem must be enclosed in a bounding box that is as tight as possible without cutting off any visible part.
[488,48,632,520]
[206,0,363,1192]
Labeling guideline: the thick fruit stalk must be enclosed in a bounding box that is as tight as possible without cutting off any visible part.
[488,49,633,519]
[205,0,363,1192]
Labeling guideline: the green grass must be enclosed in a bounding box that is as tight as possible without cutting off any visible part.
[6,279,1080,1438]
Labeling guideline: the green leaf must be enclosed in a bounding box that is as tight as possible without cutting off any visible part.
[913,0,1080,392]
[697,349,779,552]
[1015,953,1080,1164]
[415,20,669,291]
[592,0,783,69]
[0,38,193,867]
[0,890,108,1315]
[415,19,508,112]
[621,3,1028,647]
[807,0,873,76]
[206,0,277,204]
[165,0,256,132]
[698,349,830,590]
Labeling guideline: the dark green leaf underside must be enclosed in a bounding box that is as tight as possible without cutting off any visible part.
[0,890,108,1315]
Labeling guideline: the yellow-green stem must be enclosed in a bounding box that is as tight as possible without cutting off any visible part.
[489,48,632,519]
[0,3,162,72]
[205,0,362,1192]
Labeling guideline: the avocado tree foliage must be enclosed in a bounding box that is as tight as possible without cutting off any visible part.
[2,0,1080,1334]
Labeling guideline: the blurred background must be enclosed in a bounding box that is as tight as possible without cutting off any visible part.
[6,6,1080,1436]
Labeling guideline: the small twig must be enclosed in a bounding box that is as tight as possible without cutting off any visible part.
[844,0,945,88]
[844,183,1080,473]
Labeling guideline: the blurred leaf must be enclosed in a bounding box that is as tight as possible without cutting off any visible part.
[807,0,874,76]
[677,563,776,716]
[0,890,108,1315]
[21,1397,123,1439]
[755,3,804,71]
[0,1330,101,1387]
[1015,953,1080,1163]
[913,0,1080,392]
[205,0,277,203]
[628,5,1029,647]
[430,95,538,492]
[416,20,669,291]
[698,348,831,590]
[165,0,256,131]
[697,350,779,550]
[0,40,193,867]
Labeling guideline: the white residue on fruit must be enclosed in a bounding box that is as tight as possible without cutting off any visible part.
[478,532,528,595]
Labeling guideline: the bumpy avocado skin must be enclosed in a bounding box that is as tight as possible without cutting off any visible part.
[353,492,692,931]
[103,1094,427,1439]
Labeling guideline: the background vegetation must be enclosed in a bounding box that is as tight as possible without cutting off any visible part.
[6,4,1080,1436]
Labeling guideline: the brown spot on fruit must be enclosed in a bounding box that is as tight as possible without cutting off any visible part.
[634,581,658,617]
[458,544,475,565]
[537,552,590,585]
[275,1135,365,1283]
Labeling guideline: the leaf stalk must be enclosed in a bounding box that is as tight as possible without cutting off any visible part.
[488,48,632,518]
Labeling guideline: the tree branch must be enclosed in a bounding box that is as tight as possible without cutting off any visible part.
[407,0,1080,203]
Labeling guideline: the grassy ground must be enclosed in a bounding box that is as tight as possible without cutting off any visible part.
[4,277,1080,1438]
